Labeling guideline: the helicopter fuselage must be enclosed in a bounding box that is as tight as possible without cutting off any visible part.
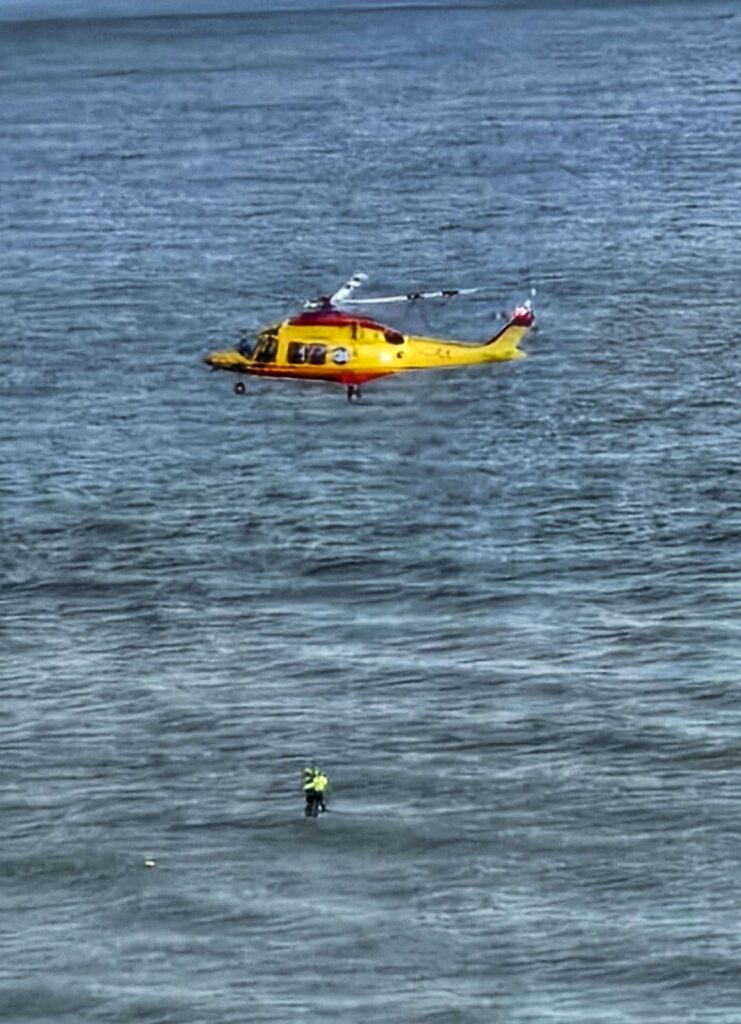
[204,305,535,393]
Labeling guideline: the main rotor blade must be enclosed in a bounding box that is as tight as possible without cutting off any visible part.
[330,272,368,305]
[340,286,480,305]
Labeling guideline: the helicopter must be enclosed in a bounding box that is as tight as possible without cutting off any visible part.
[203,273,536,401]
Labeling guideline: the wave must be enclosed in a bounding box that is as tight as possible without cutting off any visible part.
[0,0,481,25]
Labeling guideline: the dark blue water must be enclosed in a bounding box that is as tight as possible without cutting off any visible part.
[2,2,740,1021]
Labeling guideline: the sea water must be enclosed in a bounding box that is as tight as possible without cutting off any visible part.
[2,2,740,1021]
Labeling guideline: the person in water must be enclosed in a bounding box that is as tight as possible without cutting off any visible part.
[313,769,329,812]
[303,765,329,815]
[303,765,318,815]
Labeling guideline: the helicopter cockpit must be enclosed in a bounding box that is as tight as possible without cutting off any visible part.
[251,328,279,363]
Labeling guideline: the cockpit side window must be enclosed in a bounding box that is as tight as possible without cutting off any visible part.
[253,330,279,363]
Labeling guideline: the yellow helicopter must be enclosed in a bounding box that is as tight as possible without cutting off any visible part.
[204,273,536,401]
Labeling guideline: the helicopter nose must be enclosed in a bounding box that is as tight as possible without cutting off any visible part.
[204,350,231,370]
[204,347,248,372]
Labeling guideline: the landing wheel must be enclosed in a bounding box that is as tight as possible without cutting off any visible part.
[234,381,246,395]
[346,385,362,402]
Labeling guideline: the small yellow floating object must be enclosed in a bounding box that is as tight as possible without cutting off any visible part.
[144,857,157,868]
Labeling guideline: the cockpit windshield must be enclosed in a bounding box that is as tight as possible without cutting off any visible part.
[237,331,254,357]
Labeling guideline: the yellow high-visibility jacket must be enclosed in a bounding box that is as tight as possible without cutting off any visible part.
[312,773,328,793]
